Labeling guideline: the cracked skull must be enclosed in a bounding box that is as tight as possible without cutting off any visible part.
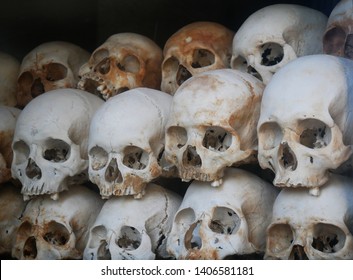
[231,4,327,84]
[84,183,182,260]
[257,54,353,194]
[265,174,353,260]
[11,89,104,200]
[0,52,20,107]
[161,21,234,95]
[165,69,264,186]
[88,88,172,199]
[167,168,279,260]
[16,41,90,108]
[78,33,163,100]
[12,185,104,260]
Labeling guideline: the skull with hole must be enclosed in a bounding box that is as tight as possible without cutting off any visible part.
[265,174,353,260]
[84,183,181,260]
[0,105,21,183]
[165,69,264,186]
[167,168,279,260]
[0,52,20,107]
[161,21,234,95]
[11,89,104,200]
[12,185,104,260]
[16,41,90,108]
[0,183,28,256]
[78,33,163,100]
[323,0,353,59]
[231,4,327,85]
[88,88,173,199]
[257,54,353,195]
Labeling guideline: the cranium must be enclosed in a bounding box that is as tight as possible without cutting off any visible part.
[16,41,90,108]
[0,52,19,107]
[161,21,234,94]
[231,4,327,84]
[78,33,163,100]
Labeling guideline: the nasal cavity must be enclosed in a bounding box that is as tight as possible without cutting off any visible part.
[182,145,202,167]
[176,65,192,86]
[31,78,45,98]
[105,158,122,183]
[26,159,42,180]
[279,142,297,171]
[289,245,308,260]
[23,236,37,259]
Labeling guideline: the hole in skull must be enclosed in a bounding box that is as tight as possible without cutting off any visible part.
[117,226,141,251]
[192,49,215,68]
[95,57,111,75]
[209,207,240,235]
[89,146,109,170]
[279,142,297,171]
[184,221,202,250]
[25,158,42,179]
[231,56,263,81]
[43,221,70,246]
[258,122,283,150]
[323,27,346,56]
[122,146,149,170]
[289,245,309,260]
[43,139,70,162]
[45,63,68,81]
[202,126,232,152]
[105,158,122,183]
[167,126,187,149]
[13,140,30,165]
[176,65,192,86]
[311,223,345,253]
[117,55,140,73]
[260,42,284,66]
[182,145,202,167]
[23,236,37,259]
[299,119,331,149]
[31,78,45,98]
[344,34,353,60]
[267,223,293,253]
[97,240,112,260]
[18,71,33,92]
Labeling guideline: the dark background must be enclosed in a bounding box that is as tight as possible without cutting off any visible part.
[0,0,341,61]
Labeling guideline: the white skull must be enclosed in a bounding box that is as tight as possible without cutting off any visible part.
[11,89,104,200]
[161,21,234,94]
[257,54,353,194]
[84,183,182,260]
[165,69,264,186]
[12,185,104,260]
[231,4,327,84]
[0,105,21,183]
[0,52,20,107]
[0,183,28,256]
[88,88,172,199]
[167,168,279,259]
[265,174,353,260]
[323,0,353,59]
[16,41,90,108]
[78,33,163,100]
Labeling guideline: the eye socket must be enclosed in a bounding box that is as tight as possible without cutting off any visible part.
[192,49,215,68]
[167,126,188,149]
[174,208,201,250]
[45,63,68,81]
[18,71,33,90]
[260,42,284,66]
[13,140,30,164]
[43,221,70,246]
[92,48,109,64]
[116,226,141,251]
[122,146,149,170]
[299,119,331,149]
[202,126,232,152]
[117,55,140,73]
[258,122,283,150]
[209,207,240,235]
[43,139,70,162]
[231,56,262,81]
[267,223,293,253]
[95,57,110,75]
[323,26,346,56]
[312,223,346,254]
[89,146,109,170]
[88,225,111,260]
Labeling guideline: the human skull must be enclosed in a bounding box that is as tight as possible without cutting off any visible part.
[231,4,327,84]
[0,183,28,256]
[12,185,104,260]
[265,174,353,260]
[11,89,104,200]
[88,88,172,199]
[165,69,264,186]
[167,168,279,259]
[78,33,163,100]
[16,41,90,108]
[0,52,19,106]
[0,105,21,183]
[161,21,234,94]
[84,183,182,260]
[257,54,353,194]
[323,0,353,59]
